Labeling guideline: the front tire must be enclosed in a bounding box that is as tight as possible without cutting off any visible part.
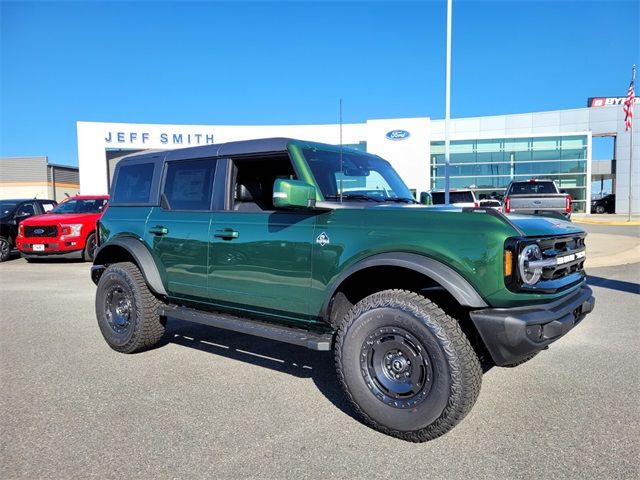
[95,262,165,353]
[335,289,482,442]
[595,205,605,214]
[82,232,98,261]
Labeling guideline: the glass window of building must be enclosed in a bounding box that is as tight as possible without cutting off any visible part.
[430,135,588,212]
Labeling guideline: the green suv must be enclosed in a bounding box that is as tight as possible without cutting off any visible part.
[91,138,595,442]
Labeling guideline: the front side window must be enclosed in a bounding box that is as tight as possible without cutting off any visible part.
[303,148,413,202]
[163,159,216,211]
[52,199,107,214]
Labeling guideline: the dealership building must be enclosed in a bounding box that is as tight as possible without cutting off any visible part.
[77,100,638,213]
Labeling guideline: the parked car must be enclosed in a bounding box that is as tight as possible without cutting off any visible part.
[16,195,108,261]
[429,189,479,208]
[0,198,58,262]
[503,179,571,219]
[91,138,594,442]
[591,194,615,214]
[479,198,502,211]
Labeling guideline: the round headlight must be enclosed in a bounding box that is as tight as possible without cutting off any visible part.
[519,244,543,285]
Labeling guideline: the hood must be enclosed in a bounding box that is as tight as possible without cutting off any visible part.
[21,212,99,225]
[506,214,584,237]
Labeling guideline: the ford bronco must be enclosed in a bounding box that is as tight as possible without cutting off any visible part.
[91,138,595,442]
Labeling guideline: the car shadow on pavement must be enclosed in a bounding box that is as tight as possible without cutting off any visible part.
[587,275,640,295]
[163,318,361,422]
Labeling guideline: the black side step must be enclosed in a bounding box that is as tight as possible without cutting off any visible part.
[158,305,333,351]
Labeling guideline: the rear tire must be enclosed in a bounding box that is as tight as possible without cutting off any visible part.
[95,262,165,353]
[595,205,605,214]
[0,236,11,262]
[335,289,482,442]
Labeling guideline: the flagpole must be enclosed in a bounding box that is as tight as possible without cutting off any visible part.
[628,64,635,222]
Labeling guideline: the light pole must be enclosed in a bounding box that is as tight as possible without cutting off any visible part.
[444,0,453,204]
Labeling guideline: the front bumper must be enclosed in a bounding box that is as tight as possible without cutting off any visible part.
[17,237,85,257]
[21,249,84,260]
[470,284,595,366]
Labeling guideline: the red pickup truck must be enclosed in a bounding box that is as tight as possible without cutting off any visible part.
[16,195,109,261]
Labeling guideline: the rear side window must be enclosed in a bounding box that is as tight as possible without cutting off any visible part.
[113,163,155,204]
[163,159,216,211]
[431,191,474,204]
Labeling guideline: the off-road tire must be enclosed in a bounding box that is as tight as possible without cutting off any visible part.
[95,262,165,353]
[82,232,98,261]
[335,289,482,442]
[502,352,538,368]
[0,236,12,262]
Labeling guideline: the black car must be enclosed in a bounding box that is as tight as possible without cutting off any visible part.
[0,198,57,262]
[591,194,615,214]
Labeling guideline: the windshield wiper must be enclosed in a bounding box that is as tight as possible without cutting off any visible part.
[325,194,384,202]
[383,197,420,204]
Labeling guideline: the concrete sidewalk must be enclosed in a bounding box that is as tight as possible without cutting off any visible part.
[585,231,640,268]
[573,213,640,226]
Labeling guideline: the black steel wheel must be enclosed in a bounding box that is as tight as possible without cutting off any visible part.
[361,327,433,409]
[95,262,165,353]
[83,233,98,261]
[0,236,11,262]
[335,289,482,442]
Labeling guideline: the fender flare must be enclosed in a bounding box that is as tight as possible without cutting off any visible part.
[93,237,167,296]
[321,252,487,317]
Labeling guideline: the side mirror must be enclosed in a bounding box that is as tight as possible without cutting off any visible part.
[273,179,317,209]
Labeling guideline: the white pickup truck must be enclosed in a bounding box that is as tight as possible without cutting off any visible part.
[503,179,572,219]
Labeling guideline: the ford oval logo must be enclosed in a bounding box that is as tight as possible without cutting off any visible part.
[385,130,410,141]
[34,228,45,234]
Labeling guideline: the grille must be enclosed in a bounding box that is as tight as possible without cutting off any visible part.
[537,234,586,280]
[24,225,58,238]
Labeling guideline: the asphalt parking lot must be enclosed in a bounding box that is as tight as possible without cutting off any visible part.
[1,240,639,478]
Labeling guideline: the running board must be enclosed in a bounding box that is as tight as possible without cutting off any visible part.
[158,305,333,351]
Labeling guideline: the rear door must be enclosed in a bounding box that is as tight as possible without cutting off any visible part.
[144,158,217,301]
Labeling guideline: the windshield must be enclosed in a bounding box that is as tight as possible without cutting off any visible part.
[0,201,18,216]
[303,148,414,202]
[52,198,107,214]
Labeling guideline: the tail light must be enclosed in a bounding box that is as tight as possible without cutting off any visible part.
[474,201,479,208]
[504,197,511,213]
[566,195,572,213]
[18,224,24,237]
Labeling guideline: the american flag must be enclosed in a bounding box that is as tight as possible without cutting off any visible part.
[623,65,635,131]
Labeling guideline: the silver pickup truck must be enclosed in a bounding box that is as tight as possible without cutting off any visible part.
[503,179,572,219]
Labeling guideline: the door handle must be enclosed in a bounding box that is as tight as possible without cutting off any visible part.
[214,229,239,240]
[149,225,169,235]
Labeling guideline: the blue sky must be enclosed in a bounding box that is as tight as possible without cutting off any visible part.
[1,0,638,166]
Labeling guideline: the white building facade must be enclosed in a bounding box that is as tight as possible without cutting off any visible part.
[77,104,638,213]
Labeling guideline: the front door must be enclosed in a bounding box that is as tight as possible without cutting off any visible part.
[207,155,316,324]
[208,210,316,322]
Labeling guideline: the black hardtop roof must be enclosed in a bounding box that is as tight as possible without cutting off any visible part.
[116,137,372,165]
